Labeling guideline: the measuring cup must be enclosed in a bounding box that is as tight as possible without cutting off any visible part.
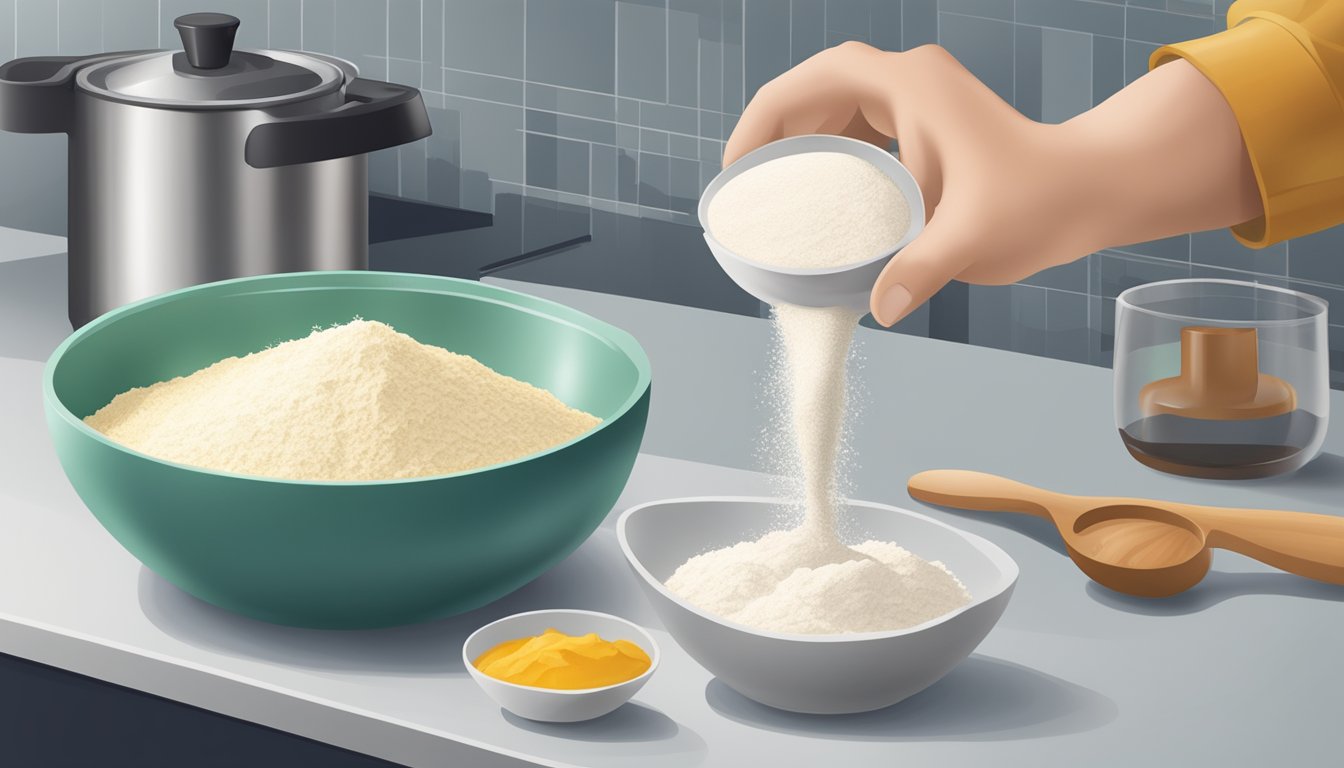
[697,134,926,314]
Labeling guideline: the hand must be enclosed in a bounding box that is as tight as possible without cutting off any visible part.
[724,42,1262,327]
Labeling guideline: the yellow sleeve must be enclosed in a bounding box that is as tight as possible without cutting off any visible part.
[1151,1,1344,247]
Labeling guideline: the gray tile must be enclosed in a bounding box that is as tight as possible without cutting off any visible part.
[826,29,866,46]
[1214,0,1234,19]
[1124,6,1215,45]
[640,128,670,154]
[1188,263,1288,288]
[638,151,671,208]
[1088,294,1115,367]
[301,0,336,54]
[591,143,619,200]
[669,132,699,159]
[420,0,444,92]
[1125,0,1165,9]
[389,57,420,88]
[556,112,619,145]
[1015,0,1123,36]
[617,97,640,124]
[0,0,13,61]
[1168,0,1215,17]
[699,137,721,162]
[526,82,615,119]
[529,0,615,91]
[744,0,789,103]
[526,133,591,195]
[1014,24,1043,121]
[969,284,1014,351]
[699,37,724,111]
[1041,27,1092,123]
[699,109,722,140]
[369,146,400,195]
[1046,288,1091,364]
[1124,39,1158,85]
[400,138,429,200]
[1020,257,1088,292]
[825,0,869,37]
[617,123,640,149]
[939,0,1012,21]
[268,0,303,50]
[669,6,700,106]
[448,0,524,78]
[1090,249,1190,300]
[791,0,825,63]
[57,0,101,54]
[1010,284,1050,357]
[1289,226,1344,287]
[99,0,161,52]
[1113,233,1190,263]
[617,0,667,101]
[903,0,939,48]
[388,0,420,60]
[445,69,526,105]
[618,148,639,202]
[1191,228,1287,276]
[444,94,525,184]
[640,101,698,133]
[669,156,699,213]
[425,105,461,205]
[14,0,57,58]
[159,0,269,50]
[331,0,388,80]
[870,0,902,51]
[1091,34,1124,105]
[722,0,743,113]
[938,13,1014,103]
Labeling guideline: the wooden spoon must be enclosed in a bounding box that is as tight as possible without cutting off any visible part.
[907,469,1344,598]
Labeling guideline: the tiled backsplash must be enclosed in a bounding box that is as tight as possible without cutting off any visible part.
[1,0,1342,385]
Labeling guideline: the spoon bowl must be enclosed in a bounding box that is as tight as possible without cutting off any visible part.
[908,470,1344,597]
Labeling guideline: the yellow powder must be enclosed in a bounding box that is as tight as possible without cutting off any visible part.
[83,319,601,481]
[474,628,652,690]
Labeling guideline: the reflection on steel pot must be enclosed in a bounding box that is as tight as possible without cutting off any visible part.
[0,12,432,328]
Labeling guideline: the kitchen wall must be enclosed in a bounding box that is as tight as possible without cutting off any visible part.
[1,0,1342,386]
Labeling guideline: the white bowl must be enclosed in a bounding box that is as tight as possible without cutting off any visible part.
[463,609,660,723]
[617,496,1017,715]
[698,134,926,314]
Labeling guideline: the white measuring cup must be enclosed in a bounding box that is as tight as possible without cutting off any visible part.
[698,134,925,315]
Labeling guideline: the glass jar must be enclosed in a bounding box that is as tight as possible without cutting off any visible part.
[1114,279,1329,479]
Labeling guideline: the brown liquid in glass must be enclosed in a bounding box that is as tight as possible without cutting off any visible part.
[1120,410,1321,480]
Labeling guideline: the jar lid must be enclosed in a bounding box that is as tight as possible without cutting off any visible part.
[74,12,345,109]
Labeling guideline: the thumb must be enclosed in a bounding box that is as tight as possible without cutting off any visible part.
[869,213,977,327]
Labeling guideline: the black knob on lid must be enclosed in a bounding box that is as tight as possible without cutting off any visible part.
[174,12,240,69]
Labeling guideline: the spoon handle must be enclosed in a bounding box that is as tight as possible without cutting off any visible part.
[906,470,1064,519]
[1183,507,1344,585]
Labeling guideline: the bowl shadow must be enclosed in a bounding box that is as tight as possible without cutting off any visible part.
[500,702,681,743]
[136,528,659,676]
[704,655,1117,742]
[1085,569,1344,616]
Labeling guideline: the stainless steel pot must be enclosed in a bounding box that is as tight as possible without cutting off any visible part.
[0,12,431,327]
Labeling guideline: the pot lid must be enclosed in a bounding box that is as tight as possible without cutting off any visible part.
[75,12,345,109]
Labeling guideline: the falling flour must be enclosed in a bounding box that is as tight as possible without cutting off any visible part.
[84,319,600,481]
[671,150,970,634]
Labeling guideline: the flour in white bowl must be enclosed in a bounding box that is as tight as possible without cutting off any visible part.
[672,150,969,635]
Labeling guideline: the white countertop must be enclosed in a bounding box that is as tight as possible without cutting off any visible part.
[2,230,1342,766]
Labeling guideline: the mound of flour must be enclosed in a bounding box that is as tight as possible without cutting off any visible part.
[666,528,970,634]
[672,150,969,635]
[84,319,600,481]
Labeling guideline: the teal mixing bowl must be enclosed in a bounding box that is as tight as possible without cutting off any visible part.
[43,271,651,629]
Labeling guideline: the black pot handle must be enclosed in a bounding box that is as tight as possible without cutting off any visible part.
[244,78,432,169]
[0,51,155,133]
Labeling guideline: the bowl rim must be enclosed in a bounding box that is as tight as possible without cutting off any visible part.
[42,270,653,487]
[616,495,1019,643]
[697,134,926,277]
[462,608,661,695]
